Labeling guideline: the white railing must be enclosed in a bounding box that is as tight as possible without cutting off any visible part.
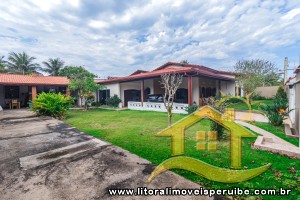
[128,101,188,114]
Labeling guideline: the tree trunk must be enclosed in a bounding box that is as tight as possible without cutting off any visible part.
[79,97,83,108]
[84,99,88,111]
[168,108,172,127]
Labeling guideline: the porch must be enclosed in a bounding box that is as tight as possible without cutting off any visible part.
[0,85,69,109]
[100,75,239,114]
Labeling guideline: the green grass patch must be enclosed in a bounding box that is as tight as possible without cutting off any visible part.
[252,122,299,147]
[228,100,274,111]
[64,109,300,199]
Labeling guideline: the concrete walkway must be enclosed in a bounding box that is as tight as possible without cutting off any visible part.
[0,110,212,200]
[235,111,268,123]
[0,109,36,120]
[236,121,300,159]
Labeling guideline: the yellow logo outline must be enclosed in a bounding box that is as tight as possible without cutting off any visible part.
[147,105,271,183]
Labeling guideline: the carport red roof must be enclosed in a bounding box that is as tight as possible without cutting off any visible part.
[0,73,69,85]
[98,62,235,84]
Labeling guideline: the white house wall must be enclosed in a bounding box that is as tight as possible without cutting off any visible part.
[289,85,296,123]
[295,82,300,134]
[199,77,216,89]
[105,83,121,97]
[103,83,121,107]
[220,80,235,95]
[192,77,199,105]
[144,79,154,94]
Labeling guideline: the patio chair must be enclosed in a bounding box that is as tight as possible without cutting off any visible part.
[10,99,20,109]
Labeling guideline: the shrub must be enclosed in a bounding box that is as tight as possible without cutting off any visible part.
[91,102,102,107]
[185,105,198,114]
[275,86,287,100]
[32,92,73,119]
[252,94,267,100]
[225,97,243,103]
[208,98,231,139]
[260,98,289,126]
[106,95,121,107]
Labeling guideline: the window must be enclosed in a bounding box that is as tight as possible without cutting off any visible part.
[99,89,110,105]
[5,86,20,99]
[175,88,188,103]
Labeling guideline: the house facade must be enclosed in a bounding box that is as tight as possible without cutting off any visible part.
[0,73,69,109]
[97,62,242,114]
[286,66,300,136]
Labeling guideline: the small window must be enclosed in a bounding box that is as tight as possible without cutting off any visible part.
[5,86,20,99]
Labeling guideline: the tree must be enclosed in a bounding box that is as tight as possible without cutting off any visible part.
[0,56,6,73]
[7,52,40,74]
[234,59,280,95]
[180,60,189,64]
[60,66,101,111]
[42,58,64,76]
[160,73,183,127]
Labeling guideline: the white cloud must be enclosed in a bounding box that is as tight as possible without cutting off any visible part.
[0,0,299,77]
[88,20,110,29]
[282,8,300,20]
[29,0,62,11]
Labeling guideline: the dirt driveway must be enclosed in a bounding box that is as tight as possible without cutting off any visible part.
[0,110,213,200]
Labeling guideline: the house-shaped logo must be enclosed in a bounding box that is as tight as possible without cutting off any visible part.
[147,105,271,183]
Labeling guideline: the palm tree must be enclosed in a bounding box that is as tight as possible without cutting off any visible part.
[7,52,40,74]
[0,56,7,73]
[42,58,65,76]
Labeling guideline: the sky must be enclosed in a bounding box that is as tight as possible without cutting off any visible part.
[0,0,300,78]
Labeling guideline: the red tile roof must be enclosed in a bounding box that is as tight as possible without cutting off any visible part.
[130,70,148,75]
[97,62,235,84]
[0,73,69,85]
[285,76,296,84]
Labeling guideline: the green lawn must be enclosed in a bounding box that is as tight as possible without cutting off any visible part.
[252,122,299,147]
[227,100,274,111]
[64,109,300,199]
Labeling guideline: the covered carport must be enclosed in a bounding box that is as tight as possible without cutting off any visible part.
[0,73,70,109]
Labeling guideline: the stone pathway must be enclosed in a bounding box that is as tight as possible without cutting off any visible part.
[236,121,300,159]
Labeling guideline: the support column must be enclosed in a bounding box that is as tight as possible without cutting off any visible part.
[218,80,221,96]
[141,80,144,106]
[66,87,70,96]
[188,75,192,106]
[32,86,37,100]
[216,80,219,97]
[192,77,199,105]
